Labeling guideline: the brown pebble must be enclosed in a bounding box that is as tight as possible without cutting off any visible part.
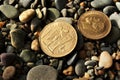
[2,66,16,80]
[31,39,40,51]
[63,66,74,76]
[96,69,105,75]
[83,72,90,80]
[80,2,86,8]
[108,71,115,80]
[0,21,5,28]
[79,50,87,59]
[99,51,113,69]
[19,9,35,23]
[115,62,120,70]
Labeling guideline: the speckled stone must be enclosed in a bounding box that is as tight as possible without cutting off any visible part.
[0,5,19,18]
[55,0,67,10]
[99,51,113,69]
[27,65,58,80]
[2,66,16,80]
[91,0,113,8]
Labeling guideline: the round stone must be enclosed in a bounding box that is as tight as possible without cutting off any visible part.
[39,21,77,57]
[77,11,111,39]
[99,51,113,69]
[2,66,16,80]
[27,65,58,80]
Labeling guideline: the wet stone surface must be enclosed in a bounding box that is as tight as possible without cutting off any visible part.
[0,0,119,80]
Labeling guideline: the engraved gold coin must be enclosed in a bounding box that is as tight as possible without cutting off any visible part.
[77,11,111,39]
[39,21,77,57]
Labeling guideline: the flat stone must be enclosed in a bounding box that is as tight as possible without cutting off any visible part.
[0,5,19,18]
[2,66,15,80]
[19,0,31,8]
[10,29,26,49]
[103,6,118,16]
[75,60,86,77]
[99,51,113,69]
[27,65,58,80]
[47,8,60,21]
[55,0,67,10]
[91,0,113,8]
[19,9,35,23]
[54,17,73,24]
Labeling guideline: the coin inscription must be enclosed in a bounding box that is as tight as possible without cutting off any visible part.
[39,22,77,57]
[78,11,111,39]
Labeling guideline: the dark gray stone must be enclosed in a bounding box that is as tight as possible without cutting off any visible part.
[85,60,97,66]
[47,8,60,21]
[55,0,67,10]
[27,65,58,80]
[102,26,120,44]
[0,5,19,18]
[103,6,118,16]
[10,29,26,49]
[75,60,86,77]
[30,17,42,32]
[91,0,113,8]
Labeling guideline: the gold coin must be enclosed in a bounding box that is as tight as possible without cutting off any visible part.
[39,21,77,57]
[77,11,111,39]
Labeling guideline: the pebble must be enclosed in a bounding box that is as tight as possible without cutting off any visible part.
[27,65,58,80]
[19,0,31,8]
[102,26,120,44]
[63,66,74,76]
[2,66,15,80]
[91,56,99,61]
[103,6,118,16]
[54,17,73,24]
[67,52,78,65]
[116,2,120,11]
[30,17,41,32]
[31,39,40,51]
[10,29,26,49]
[20,49,36,62]
[61,8,67,17]
[6,45,15,53]
[91,0,113,8]
[36,8,43,19]
[1,53,16,66]
[19,9,35,23]
[55,0,67,10]
[85,60,97,66]
[47,8,60,21]
[49,59,59,68]
[99,51,113,69]
[41,7,47,19]
[41,0,46,7]
[0,5,19,18]
[84,42,94,51]
[75,60,86,77]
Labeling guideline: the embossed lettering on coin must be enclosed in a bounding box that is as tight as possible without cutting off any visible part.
[39,22,77,57]
[78,11,111,39]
